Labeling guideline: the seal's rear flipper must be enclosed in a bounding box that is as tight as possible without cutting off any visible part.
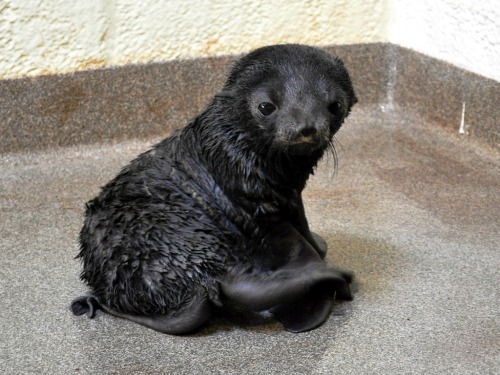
[221,265,352,310]
[271,288,333,333]
[70,291,212,335]
[221,264,353,332]
[270,276,354,333]
[71,295,100,318]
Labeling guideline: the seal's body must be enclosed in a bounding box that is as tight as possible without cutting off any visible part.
[72,44,357,334]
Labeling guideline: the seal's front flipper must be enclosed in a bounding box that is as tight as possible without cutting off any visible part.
[293,195,328,259]
[70,290,212,335]
[310,232,328,259]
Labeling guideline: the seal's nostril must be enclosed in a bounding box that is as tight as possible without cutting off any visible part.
[299,127,317,138]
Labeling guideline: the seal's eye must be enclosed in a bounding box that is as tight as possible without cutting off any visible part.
[328,101,342,115]
[258,102,276,116]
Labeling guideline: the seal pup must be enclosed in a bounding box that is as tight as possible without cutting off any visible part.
[71,44,357,334]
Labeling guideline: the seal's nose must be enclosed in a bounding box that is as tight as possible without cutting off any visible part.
[299,127,317,138]
[295,126,317,143]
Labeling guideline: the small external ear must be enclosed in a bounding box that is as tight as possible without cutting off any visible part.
[214,90,236,99]
[345,92,358,116]
[351,93,359,106]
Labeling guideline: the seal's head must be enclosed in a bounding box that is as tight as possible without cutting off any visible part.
[219,44,357,156]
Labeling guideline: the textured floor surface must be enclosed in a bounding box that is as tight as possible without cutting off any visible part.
[1,104,498,374]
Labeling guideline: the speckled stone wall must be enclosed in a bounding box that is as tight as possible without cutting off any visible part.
[0,43,498,154]
[391,46,500,148]
[0,56,232,152]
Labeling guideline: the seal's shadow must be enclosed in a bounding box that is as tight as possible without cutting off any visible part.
[323,231,401,299]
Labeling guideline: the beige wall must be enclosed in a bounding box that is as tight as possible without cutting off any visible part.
[0,0,388,79]
[388,0,499,82]
[1,0,498,81]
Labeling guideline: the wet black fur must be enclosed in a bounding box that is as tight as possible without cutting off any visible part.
[72,44,357,334]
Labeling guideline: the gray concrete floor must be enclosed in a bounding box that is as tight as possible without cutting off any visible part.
[1,104,498,374]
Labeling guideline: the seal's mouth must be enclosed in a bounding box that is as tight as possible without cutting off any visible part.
[288,139,324,155]
[294,134,317,144]
[274,131,328,156]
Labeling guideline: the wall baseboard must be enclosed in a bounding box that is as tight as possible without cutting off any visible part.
[1,43,498,153]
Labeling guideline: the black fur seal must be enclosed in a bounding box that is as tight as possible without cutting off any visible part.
[71,44,357,334]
